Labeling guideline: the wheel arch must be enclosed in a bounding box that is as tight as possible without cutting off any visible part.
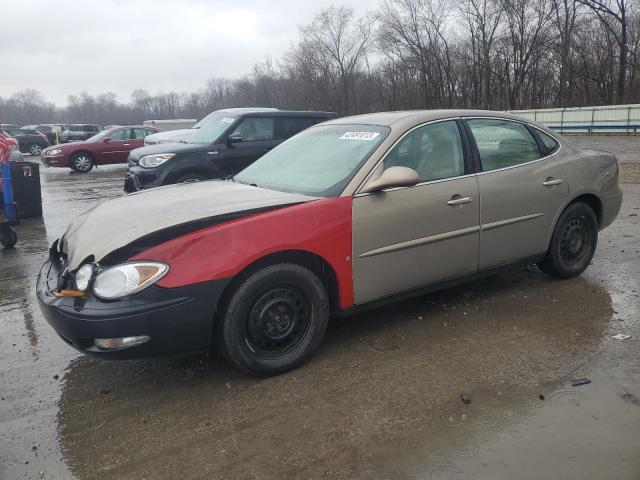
[215,249,341,321]
[545,191,603,250]
[569,193,603,228]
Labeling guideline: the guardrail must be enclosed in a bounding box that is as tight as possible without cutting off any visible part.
[508,104,640,135]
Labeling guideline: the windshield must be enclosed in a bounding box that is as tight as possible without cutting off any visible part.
[234,124,389,197]
[187,114,238,143]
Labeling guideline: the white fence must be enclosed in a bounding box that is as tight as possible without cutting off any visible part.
[508,104,640,134]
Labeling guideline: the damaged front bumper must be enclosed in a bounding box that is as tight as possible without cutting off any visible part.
[35,249,229,359]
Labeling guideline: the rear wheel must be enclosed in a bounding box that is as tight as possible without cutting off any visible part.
[538,202,598,278]
[218,263,329,376]
[70,152,94,173]
[29,144,42,156]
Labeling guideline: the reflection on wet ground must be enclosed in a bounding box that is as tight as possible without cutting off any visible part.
[1,160,639,479]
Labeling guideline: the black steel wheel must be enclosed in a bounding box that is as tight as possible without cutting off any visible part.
[246,286,311,358]
[538,202,598,278]
[218,263,329,376]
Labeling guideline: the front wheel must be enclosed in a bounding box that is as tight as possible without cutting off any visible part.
[70,152,94,173]
[538,202,598,278]
[173,173,207,184]
[218,263,329,376]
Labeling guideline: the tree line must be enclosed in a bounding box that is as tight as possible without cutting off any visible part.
[1,0,638,126]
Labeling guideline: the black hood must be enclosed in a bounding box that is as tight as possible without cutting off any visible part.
[129,141,217,161]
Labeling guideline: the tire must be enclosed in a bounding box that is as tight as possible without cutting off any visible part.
[173,173,207,184]
[29,144,42,156]
[218,263,329,376]
[70,152,94,173]
[1,226,18,248]
[538,202,598,278]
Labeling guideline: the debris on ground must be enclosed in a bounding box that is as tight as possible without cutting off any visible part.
[620,388,640,406]
[538,394,545,400]
[460,392,472,404]
[612,334,631,340]
[572,378,592,387]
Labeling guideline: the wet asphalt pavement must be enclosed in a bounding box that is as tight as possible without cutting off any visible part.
[1,136,639,480]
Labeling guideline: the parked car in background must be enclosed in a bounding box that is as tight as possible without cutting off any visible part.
[125,109,337,192]
[144,108,279,146]
[142,119,197,132]
[42,125,160,172]
[37,110,621,376]
[0,126,49,155]
[59,124,101,143]
[21,124,65,145]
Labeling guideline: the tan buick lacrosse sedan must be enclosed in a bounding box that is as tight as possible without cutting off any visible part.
[39,110,622,375]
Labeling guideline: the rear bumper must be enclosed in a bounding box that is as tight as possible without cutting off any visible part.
[601,190,623,230]
[36,258,230,359]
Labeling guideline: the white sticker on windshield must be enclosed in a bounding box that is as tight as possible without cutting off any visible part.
[339,131,380,141]
[221,117,235,123]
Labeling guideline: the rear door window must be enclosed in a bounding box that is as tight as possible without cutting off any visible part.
[232,117,275,141]
[107,129,130,141]
[132,128,148,139]
[276,117,318,139]
[465,119,541,172]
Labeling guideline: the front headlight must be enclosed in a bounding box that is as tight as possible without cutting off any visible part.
[93,262,169,300]
[48,148,62,155]
[138,153,175,168]
[74,264,95,291]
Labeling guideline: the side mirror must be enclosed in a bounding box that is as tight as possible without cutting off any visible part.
[360,166,419,193]
[102,137,111,143]
[228,133,243,144]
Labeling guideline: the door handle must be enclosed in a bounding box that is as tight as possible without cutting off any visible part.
[447,195,473,206]
[123,143,130,146]
[543,177,563,186]
[207,151,219,155]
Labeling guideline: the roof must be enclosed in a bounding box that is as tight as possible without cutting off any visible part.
[324,109,530,128]
[233,110,337,118]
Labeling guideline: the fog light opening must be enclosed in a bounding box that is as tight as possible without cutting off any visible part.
[94,335,150,350]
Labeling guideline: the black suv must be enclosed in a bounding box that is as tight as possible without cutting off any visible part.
[124,109,337,192]
[60,124,100,143]
[0,127,49,155]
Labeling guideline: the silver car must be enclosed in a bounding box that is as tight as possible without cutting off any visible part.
[37,110,622,376]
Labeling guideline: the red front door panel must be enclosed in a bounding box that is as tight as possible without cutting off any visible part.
[131,197,355,308]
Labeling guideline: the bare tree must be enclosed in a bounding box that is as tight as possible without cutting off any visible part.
[577,0,630,102]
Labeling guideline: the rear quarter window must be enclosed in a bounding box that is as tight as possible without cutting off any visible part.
[536,130,560,155]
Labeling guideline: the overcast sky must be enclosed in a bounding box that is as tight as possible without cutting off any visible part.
[0,0,373,106]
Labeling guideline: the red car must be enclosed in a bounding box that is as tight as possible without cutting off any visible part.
[41,126,160,172]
